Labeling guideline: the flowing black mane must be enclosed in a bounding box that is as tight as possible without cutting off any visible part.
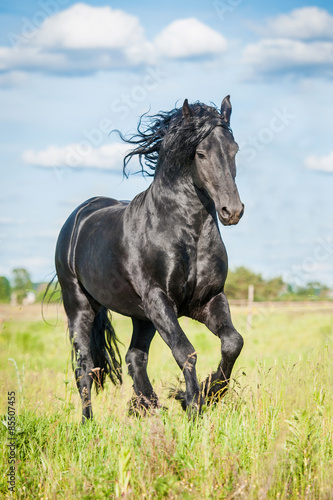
[117,102,232,177]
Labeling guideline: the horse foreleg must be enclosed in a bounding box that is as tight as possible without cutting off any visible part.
[125,318,159,415]
[145,289,201,415]
[195,292,244,402]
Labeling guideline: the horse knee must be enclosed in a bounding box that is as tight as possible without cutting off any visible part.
[222,330,244,360]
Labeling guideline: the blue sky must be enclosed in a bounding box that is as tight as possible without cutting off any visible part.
[0,0,333,289]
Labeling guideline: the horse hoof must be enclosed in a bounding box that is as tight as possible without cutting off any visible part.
[127,396,161,417]
[168,389,187,411]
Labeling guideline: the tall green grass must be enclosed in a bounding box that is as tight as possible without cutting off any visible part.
[1,305,333,499]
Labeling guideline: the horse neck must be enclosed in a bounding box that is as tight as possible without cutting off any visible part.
[148,161,215,228]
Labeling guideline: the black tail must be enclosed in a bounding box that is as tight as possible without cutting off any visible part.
[90,306,122,392]
[41,274,62,324]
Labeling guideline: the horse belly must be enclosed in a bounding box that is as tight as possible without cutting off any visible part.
[74,241,145,318]
[87,277,146,318]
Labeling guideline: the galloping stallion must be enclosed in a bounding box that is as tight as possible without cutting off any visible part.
[55,96,244,422]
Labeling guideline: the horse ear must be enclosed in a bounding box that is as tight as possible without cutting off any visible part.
[221,95,232,125]
[182,98,193,121]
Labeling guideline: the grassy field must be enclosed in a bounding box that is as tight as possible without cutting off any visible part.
[1,302,333,499]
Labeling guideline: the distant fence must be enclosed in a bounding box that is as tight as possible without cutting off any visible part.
[229,300,333,309]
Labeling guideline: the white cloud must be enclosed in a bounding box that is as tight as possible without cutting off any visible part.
[0,4,226,77]
[243,38,333,73]
[1,4,154,73]
[0,45,70,73]
[22,142,130,171]
[0,71,28,88]
[305,151,333,173]
[154,18,227,59]
[34,3,155,66]
[35,3,145,50]
[254,7,333,40]
[244,7,333,78]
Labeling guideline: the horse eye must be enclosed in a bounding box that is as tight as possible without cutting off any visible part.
[196,152,206,159]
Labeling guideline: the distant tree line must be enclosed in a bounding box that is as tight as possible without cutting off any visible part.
[0,276,11,303]
[224,266,332,301]
[0,268,33,303]
[0,268,59,304]
[0,266,331,304]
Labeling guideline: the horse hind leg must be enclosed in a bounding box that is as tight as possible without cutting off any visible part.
[125,318,159,415]
[59,280,97,422]
[59,278,120,423]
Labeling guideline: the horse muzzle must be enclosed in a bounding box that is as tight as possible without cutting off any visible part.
[218,203,244,226]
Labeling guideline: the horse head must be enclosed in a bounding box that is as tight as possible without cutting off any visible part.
[184,96,244,226]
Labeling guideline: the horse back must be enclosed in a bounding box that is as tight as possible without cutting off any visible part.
[55,196,127,276]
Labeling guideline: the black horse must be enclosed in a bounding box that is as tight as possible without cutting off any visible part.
[55,96,244,422]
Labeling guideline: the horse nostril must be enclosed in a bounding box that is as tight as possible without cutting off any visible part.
[221,207,231,219]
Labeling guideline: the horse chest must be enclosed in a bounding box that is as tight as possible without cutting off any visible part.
[154,235,225,310]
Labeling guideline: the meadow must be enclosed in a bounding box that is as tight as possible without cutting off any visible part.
[1,302,333,499]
